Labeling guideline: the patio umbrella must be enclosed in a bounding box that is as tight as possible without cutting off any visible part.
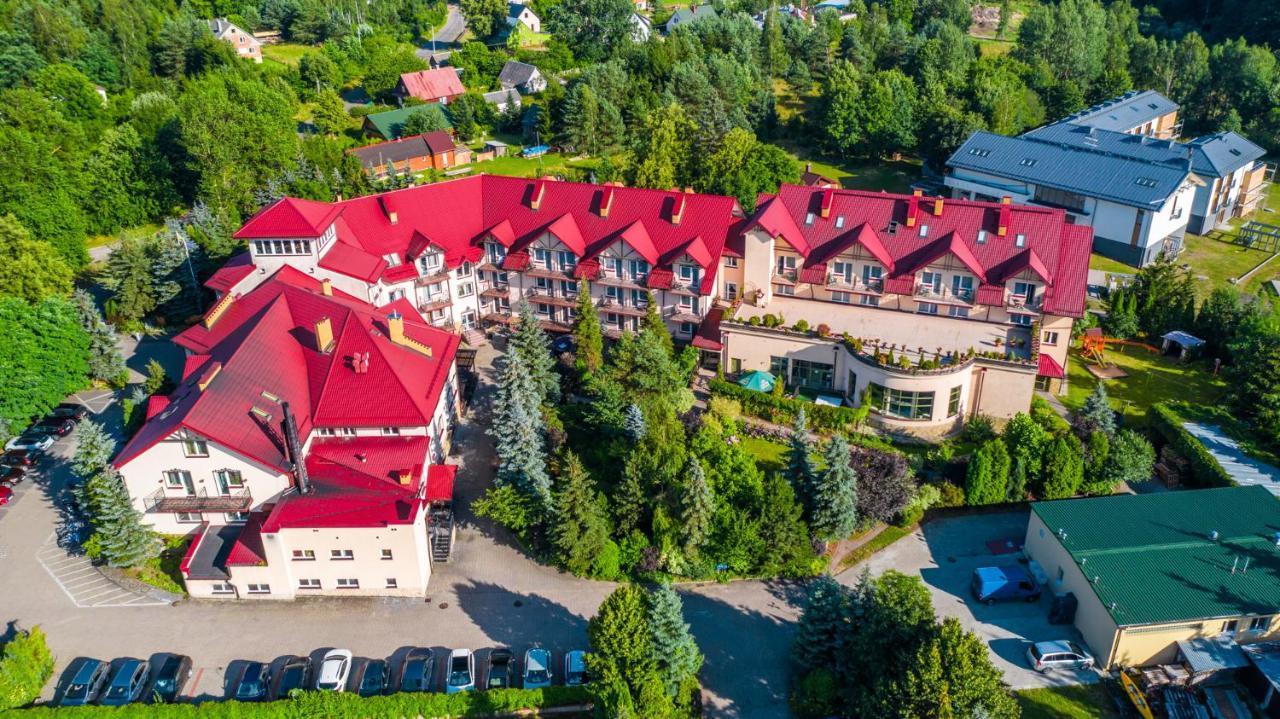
[737,370,776,393]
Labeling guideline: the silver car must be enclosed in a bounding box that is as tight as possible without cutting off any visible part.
[1027,640,1094,673]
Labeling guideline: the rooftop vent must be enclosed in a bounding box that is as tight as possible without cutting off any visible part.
[1272,532,1280,546]
[1209,530,1220,541]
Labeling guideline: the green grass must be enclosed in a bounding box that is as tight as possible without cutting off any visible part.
[741,436,788,472]
[1016,683,1122,719]
[1180,232,1275,296]
[836,523,911,571]
[1087,252,1134,277]
[87,222,164,251]
[124,534,189,595]
[1063,345,1227,426]
[262,42,310,67]
[777,141,921,194]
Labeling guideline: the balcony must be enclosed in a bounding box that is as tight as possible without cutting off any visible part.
[524,264,573,281]
[145,487,252,513]
[525,288,579,308]
[597,297,647,317]
[772,269,798,286]
[480,286,510,300]
[827,276,883,294]
[1006,294,1043,312]
[419,295,451,313]
[666,306,701,323]
[415,268,450,286]
[595,274,645,290]
[915,284,974,305]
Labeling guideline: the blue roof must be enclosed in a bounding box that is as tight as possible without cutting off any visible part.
[1057,90,1178,133]
[948,130,1191,209]
[1023,123,1190,166]
[1187,132,1267,178]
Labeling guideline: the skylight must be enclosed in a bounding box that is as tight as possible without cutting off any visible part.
[919,225,929,238]
[804,212,815,226]
[1015,234,1026,247]
[1134,177,1159,188]
[976,230,987,245]
[969,148,992,158]
[1019,158,1038,167]
[835,216,845,229]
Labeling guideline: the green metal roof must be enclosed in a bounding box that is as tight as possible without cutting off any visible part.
[1031,486,1280,627]
[362,106,452,140]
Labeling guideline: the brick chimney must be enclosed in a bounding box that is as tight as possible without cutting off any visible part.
[998,196,1012,236]
[671,193,687,225]
[819,188,834,218]
[530,180,547,210]
[599,186,615,218]
[932,196,944,216]
[906,189,921,228]
[314,317,334,353]
[320,278,333,296]
[398,469,413,486]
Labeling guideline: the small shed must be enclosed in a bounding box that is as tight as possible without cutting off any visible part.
[1175,635,1250,685]
[484,140,509,158]
[1160,331,1205,359]
[1241,643,1280,718]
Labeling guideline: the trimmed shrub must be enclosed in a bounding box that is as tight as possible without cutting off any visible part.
[710,378,859,433]
[1149,403,1234,488]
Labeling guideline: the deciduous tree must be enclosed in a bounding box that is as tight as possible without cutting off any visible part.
[0,215,71,303]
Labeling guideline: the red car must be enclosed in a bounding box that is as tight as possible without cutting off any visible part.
[1,450,33,467]
[0,486,13,506]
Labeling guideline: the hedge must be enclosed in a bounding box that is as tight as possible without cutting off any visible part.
[1148,402,1234,488]
[709,378,864,434]
[6,686,592,718]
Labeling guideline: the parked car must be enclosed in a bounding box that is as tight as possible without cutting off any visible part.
[1026,641,1095,673]
[970,565,1041,605]
[98,659,150,706]
[148,654,192,704]
[233,662,269,702]
[0,486,12,507]
[1,463,27,485]
[270,656,312,699]
[486,649,513,689]
[60,659,109,706]
[47,404,89,423]
[316,649,352,692]
[354,659,389,697]
[522,648,552,689]
[2,449,35,466]
[445,649,475,694]
[399,648,435,693]
[563,650,587,687]
[5,432,53,453]
[33,418,75,437]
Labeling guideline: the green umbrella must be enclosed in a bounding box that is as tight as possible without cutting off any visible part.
[737,370,776,393]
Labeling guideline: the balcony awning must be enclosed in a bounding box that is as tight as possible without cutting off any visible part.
[1037,353,1065,379]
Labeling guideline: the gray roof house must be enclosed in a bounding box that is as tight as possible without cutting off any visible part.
[664,4,717,33]
[482,88,523,113]
[497,60,547,94]
[1058,89,1180,137]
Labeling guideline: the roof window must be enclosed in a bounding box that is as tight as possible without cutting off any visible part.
[804,212,815,226]
[887,221,899,235]
[976,230,987,245]
[835,215,845,229]
[1134,177,1159,188]
[1015,234,1026,247]
[1019,158,1038,167]
[1229,148,1242,156]
[968,148,992,158]
[919,224,929,238]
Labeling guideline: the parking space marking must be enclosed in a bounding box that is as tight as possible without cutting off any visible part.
[35,532,170,608]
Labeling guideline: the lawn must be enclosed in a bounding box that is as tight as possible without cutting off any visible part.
[87,222,164,251]
[1063,345,1226,425]
[123,534,189,595]
[741,436,788,472]
[263,42,310,67]
[1016,684,1122,719]
[464,151,600,179]
[777,141,921,194]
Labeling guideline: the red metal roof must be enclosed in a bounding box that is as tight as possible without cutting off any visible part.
[646,268,674,289]
[425,464,456,502]
[421,130,457,155]
[691,306,724,351]
[234,197,342,239]
[225,512,268,566]
[398,68,464,103]
[1037,353,1065,379]
[204,252,255,292]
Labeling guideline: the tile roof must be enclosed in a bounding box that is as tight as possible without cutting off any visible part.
[114,266,459,472]
[1031,486,1280,626]
[397,68,464,103]
[747,185,1092,316]
[362,106,452,140]
[948,130,1192,209]
[1056,89,1178,133]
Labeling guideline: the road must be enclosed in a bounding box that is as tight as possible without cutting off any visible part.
[418,3,465,60]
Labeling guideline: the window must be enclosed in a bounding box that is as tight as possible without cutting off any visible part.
[862,264,883,287]
[556,251,577,270]
[458,282,474,297]
[298,578,321,589]
[1010,314,1033,326]
[253,240,312,256]
[917,302,939,315]
[1135,177,1159,188]
[1042,331,1059,345]
[680,322,695,335]
[331,549,354,560]
[831,291,851,304]
[386,578,398,589]
[947,386,962,418]
[485,243,506,264]
[1249,616,1271,632]
[630,289,648,307]
[163,470,192,490]
[951,275,974,299]
[859,295,880,307]
[534,276,551,291]
[948,306,969,318]
[968,147,992,158]
[534,248,552,268]
[791,359,834,390]
[724,282,738,301]
[226,511,249,523]
[176,511,202,523]
[183,439,208,457]
[338,427,356,436]
[804,212,815,225]
[920,271,942,293]
[776,255,796,274]
[769,356,789,381]
[976,230,987,244]
[1019,158,1038,167]
[315,427,336,437]
[1013,281,1037,304]
[560,280,577,296]
[868,384,935,420]
[536,303,551,317]
[1223,619,1239,634]
[214,469,244,494]
[629,259,649,279]
[724,256,739,268]
[211,583,234,595]
[381,549,394,560]
[292,550,316,561]
[336,578,359,589]
[1015,234,1026,248]
[380,427,401,436]
[246,583,271,594]
[383,253,402,267]
[678,264,699,285]
[919,224,929,238]
[835,215,845,229]
[1033,186,1087,213]
[775,284,795,296]
[456,261,473,278]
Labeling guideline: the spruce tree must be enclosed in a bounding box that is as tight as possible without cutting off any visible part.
[641,292,673,355]
[756,473,815,577]
[86,469,156,568]
[792,574,850,672]
[573,279,604,377]
[811,434,858,541]
[71,290,125,383]
[71,419,114,479]
[680,458,714,554]
[588,585,657,694]
[786,408,819,517]
[1078,381,1116,436]
[488,348,552,511]
[624,404,647,441]
[613,454,647,534]
[647,584,703,697]
[511,299,559,404]
[550,452,610,576]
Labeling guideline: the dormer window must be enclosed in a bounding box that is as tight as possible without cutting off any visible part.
[420,252,443,272]
[383,253,401,267]
[1015,234,1026,248]
[485,243,505,264]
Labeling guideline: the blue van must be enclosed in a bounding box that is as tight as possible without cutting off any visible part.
[971,565,1041,604]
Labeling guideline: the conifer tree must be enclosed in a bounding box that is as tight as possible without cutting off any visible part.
[624,403,647,441]
[85,469,156,567]
[811,434,859,540]
[641,292,673,354]
[965,439,1010,506]
[573,279,604,377]
[511,299,559,403]
[1041,435,1085,499]
[648,584,703,697]
[550,452,610,576]
[756,472,815,577]
[488,347,552,511]
[679,458,714,554]
[1078,381,1116,436]
[588,585,657,704]
[613,453,648,534]
[792,574,850,672]
[71,419,114,479]
[71,290,125,383]
[786,408,819,517]
[0,626,54,710]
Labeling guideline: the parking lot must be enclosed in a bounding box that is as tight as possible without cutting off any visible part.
[852,510,1100,690]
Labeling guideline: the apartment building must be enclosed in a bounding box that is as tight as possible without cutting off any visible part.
[113,267,462,599]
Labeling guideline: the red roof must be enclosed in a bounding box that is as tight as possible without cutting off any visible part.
[204,252,255,292]
[1037,353,1065,379]
[691,306,724,351]
[234,197,342,239]
[397,68,465,103]
[425,464,456,502]
[421,130,457,155]
[225,512,268,566]
[114,266,459,472]
[747,186,1091,317]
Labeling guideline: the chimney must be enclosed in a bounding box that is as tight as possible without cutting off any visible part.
[282,401,311,495]
[353,351,370,374]
[932,196,944,216]
[805,162,812,172]
[379,195,398,224]
[906,190,921,228]
[386,311,434,358]
[819,188,834,219]
[998,196,1012,237]
[598,186,615,218]
[671,194,687,225]
[197,361,223,390]
[530,180,547,210]
[314,317,334,353]
[202,293,235,329]
[320,278,333,296]
[389,211,398,225]
[398,469,413,486]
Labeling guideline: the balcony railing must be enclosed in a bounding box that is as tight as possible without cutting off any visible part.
[419,295,451,313]
[597,297,647,317]
[1006,294,1042,311]
[915,284,974,304]
[828,275,883,294]
[525,288,579,308]
[666,306,701,323]
[415,268,450,286]
[595,273,646,289]
[773,269,798,284]
[145,487,252,513]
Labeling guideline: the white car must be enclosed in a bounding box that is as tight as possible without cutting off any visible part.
[1027,640,1094,673]
[5,432,53,453]
[315,649,353,692]
[522,648,552,689]
[445,649,475,694]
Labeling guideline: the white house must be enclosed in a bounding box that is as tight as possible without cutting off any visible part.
[207,18,262,63]
[506,2,541,33]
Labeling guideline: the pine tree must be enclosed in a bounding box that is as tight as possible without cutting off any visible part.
[624,404,647,442]
[86,469,156,568]
[647,585,703,697]
[811,434,859,540]
[613,453,648,534]
[680,458,714,554]
[70,290,125,383]
[573,279,604,377]
[550,452,610,576]
[488,348,552,511]
[511,299,559,404]
[1077,381,1116,436]
[792,574,850,672]
[756,473,815,577]
[71,419,114,479]
[787,408,819,517]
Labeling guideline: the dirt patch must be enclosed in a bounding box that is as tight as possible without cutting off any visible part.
[1085,364,1128,379]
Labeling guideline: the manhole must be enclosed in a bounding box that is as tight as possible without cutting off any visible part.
[513,600,523,608]
[438,602,449,609]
